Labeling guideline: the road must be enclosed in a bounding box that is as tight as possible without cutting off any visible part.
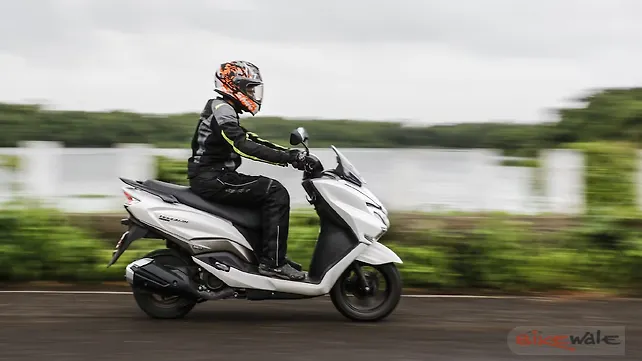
[0,292,639,360]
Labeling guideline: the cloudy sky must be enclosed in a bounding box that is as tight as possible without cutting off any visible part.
[1,0,641,124]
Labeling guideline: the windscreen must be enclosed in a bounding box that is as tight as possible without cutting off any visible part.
[331,145,366,186]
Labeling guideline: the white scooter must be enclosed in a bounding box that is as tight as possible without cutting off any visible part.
[108,127,403,322]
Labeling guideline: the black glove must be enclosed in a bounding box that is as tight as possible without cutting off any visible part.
[287,149,306,170]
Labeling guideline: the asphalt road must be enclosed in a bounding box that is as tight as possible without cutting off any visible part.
[0,292,639,360]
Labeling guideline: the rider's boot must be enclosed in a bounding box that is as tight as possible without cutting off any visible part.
[259,260,306,281]
[285,257,302,271]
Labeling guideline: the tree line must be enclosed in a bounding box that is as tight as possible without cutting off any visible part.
[1,87,641,156]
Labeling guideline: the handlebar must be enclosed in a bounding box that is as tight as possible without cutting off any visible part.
[300,153,324,179]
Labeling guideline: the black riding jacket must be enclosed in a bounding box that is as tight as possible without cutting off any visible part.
[187,98,291,178]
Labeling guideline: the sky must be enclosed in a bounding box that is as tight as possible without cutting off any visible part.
[1,0,642,125]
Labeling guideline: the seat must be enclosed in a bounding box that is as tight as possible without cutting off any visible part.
[141,180,262,230]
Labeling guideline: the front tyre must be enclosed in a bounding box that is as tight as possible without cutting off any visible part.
[330,262,402,322]
[131,248,197,319]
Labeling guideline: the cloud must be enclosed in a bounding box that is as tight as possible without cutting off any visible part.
[1,0,642,123]
[6,0,642,59]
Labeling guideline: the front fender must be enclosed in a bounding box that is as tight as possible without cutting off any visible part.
[355,242,402,265]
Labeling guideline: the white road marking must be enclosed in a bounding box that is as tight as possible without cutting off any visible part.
[0,290,133,295]
[0,290,638,300]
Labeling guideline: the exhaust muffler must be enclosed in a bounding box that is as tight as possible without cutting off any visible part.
[125,258,234,300]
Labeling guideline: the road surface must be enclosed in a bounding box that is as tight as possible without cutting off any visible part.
[0,292,639,360]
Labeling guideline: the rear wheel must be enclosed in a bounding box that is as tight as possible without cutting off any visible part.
[330,262,402,322]
[131,248,198,319]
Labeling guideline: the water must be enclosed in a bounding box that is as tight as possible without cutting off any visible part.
[147,148,546,213]
[0,147,574,214]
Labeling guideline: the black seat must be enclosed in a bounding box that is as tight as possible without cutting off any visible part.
[141,180,262,230]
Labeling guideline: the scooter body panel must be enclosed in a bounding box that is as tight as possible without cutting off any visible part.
[356,242,403,265]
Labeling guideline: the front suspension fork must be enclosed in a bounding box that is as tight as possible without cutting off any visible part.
[351,262,371,293]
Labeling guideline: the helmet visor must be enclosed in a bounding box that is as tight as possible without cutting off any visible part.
[247,83,263,103]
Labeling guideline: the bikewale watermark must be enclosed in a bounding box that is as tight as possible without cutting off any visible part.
[507,326,626,356]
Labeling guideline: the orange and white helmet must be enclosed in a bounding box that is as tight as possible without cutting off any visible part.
[214,60,264,115]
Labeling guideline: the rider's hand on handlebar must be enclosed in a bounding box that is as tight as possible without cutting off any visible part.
[287,149,306,170]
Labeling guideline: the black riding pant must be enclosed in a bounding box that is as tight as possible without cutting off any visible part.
[189,170,290,267]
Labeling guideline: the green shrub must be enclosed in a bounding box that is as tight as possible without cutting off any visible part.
[3,204,642,295]
[155,156,188,185]
[0,206,162,283]
[569,142,637,212]
[382,213,642,294]
[500,158,539,168]
[0,155,18,171]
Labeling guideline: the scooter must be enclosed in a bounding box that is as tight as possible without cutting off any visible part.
[107,127,403,322]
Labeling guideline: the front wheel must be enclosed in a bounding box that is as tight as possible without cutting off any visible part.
[329,262,402,322]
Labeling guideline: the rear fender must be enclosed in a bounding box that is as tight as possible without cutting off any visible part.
[107,219,157,267]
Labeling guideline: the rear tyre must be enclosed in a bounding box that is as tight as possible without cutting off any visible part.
[330,262,402,322]
[131,248,198,319]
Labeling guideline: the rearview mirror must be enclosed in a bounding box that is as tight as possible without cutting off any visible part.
[289,127,309,146]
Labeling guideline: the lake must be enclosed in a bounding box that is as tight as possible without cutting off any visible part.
[0,146,586,214]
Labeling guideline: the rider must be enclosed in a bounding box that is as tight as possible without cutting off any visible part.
[187,60,308,281]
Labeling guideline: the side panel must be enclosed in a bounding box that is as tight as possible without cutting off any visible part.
[190,239,256,263]
[123,186,254,251]
[234,226,262,254]
[310,179,388,244]
[306,180,361,282]
[355,242,403,265]
[308,218,357,282]
[194,251,254,273]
